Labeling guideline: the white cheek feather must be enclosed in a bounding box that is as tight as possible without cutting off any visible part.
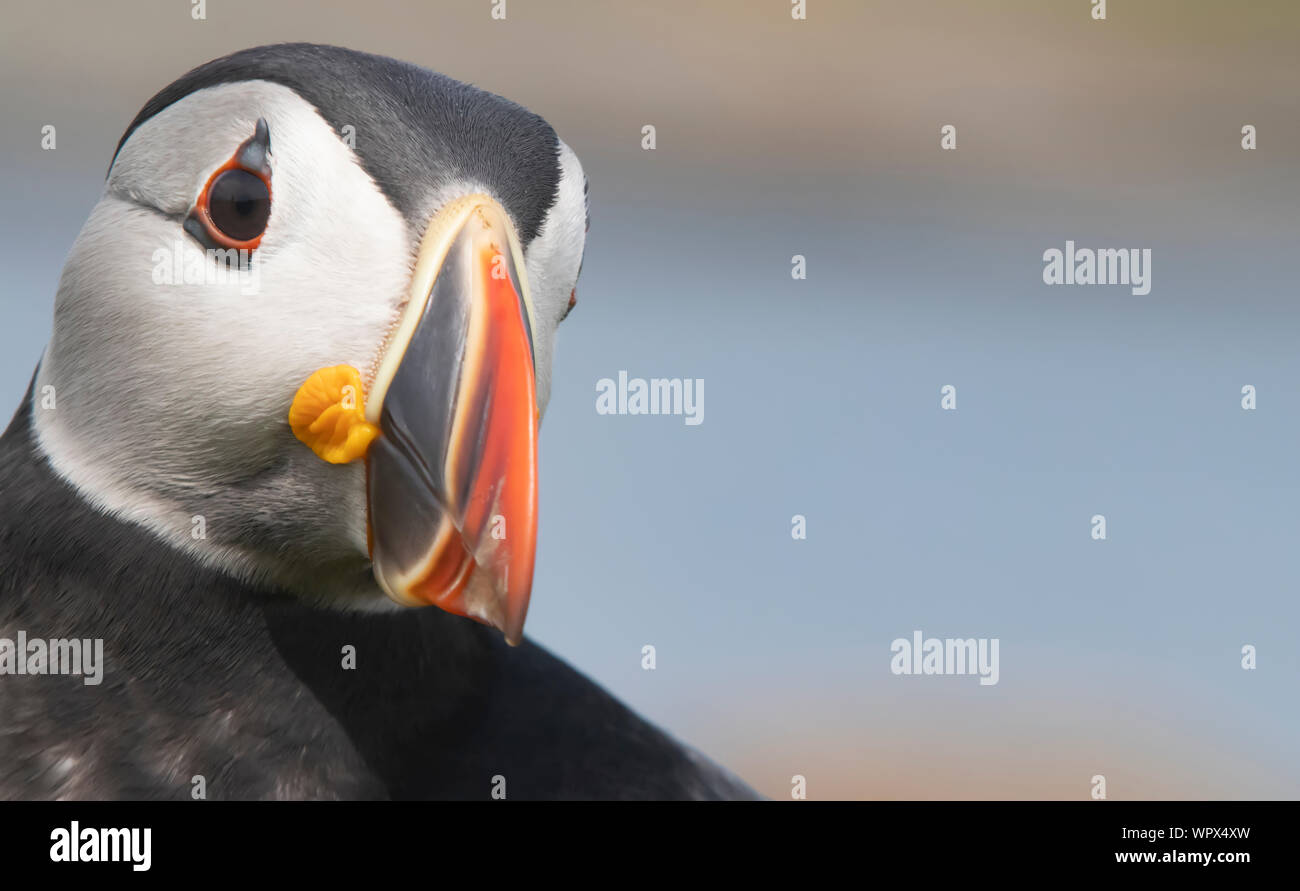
[33,81,412,601]
[524,140,587,414]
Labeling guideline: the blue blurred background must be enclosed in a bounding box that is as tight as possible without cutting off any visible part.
[2,0,1297,798]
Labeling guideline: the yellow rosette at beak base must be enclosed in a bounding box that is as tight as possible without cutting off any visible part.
[288,365,381,464]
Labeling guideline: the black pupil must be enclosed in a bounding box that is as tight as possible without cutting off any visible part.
[207,169,270,242]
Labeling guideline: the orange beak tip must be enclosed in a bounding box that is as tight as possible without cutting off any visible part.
[364,196,539,640]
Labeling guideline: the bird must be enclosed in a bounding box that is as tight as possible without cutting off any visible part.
[0,43,758,800]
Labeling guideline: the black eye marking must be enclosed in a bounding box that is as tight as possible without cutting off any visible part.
[239,117,271,169]
[183,117,273,256]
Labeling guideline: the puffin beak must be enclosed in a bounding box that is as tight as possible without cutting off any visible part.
[364,195,539,645]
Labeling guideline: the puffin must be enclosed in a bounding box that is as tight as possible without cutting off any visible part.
[0,43,758,800]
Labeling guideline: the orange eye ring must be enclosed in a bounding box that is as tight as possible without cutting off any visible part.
[184,117,273,255]
[192,158,272,251]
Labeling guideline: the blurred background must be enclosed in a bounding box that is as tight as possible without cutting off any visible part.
[2,0,1297,798]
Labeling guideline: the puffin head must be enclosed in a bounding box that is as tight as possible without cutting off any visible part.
[31,44,589,644]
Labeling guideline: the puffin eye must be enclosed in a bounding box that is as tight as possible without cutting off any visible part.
[559,288,577,322]
[184,117,274,253]
[206,169,270,243]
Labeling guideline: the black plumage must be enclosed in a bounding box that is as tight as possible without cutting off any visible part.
[0,389,757,799]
